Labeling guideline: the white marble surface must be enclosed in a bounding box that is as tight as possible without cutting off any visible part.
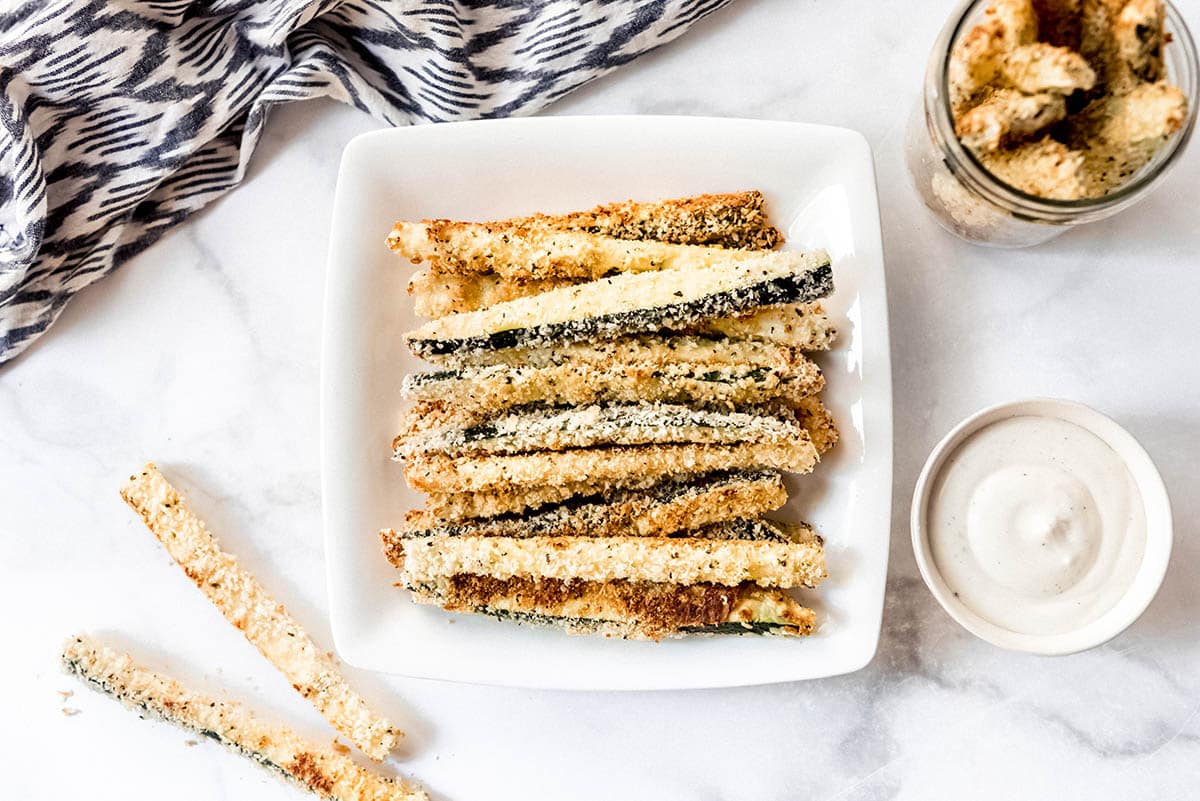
[3,1,1200,798]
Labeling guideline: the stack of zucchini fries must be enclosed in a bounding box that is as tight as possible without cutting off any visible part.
[383,191,840,640]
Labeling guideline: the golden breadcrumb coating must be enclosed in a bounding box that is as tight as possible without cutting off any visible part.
[502,190,782,250]
[1074,80,1187,195]
[389,222,798,283]
[956,88,1067,152]
[1001,42,1096,93]
[949,0,1038,113]
[403,437,819,495]
[795,395,841,455]
[120,464,400,761]
[394,402,806,459]
[400,470,787,537]
[425,481,650,521]
[384,524,827,589]
[980,136,1088,198]
[408,576,815,640]
[401,355,825,414]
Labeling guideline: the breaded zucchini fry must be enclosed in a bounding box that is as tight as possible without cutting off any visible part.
[407,268,838,350]
[409,265,841,350]
[405,251,833,359]
[1001,42,1097,93]
[956,89,1068,152]
[120,464,400,761]
[425,481,656,520]
[62,636,426,801]
[384,519,828,589]
[389,223,793,282]
[403,437,819,495]
[425,330,827,371]
[979,136,1088,198]
[503,190,782,250]
[795,395,841,455]
[1074,80,1187,195]
[401,355,825,414]
[399,469,788,536]
[1082,0,1166,93]
[394,402,805,459]
[1112,0,1166,87]
[949,0,1038,112]
[408,576,815,640]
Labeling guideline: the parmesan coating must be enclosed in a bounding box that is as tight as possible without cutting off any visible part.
[401,356,825,414]
[795,395,841,455]
[689,303,838,350]
[386,525,828,589]
[409,270,561,317]
[949,0,1038,113]
[398,469,787,537]
[426,480,672,520]
[120,464,400,761]
[403,438,819,495]
[408,576,815,640]
[956,89,1067,152]
[1074,81,1188,195]
[979,136,1087,198]
[389,222,792,282]
[394,402,805,459]
[62,636,426,801]
[500,190,783,250]
[1001,43,1096,93]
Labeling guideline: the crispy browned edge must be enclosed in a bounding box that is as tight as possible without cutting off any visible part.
[419,575,815,640]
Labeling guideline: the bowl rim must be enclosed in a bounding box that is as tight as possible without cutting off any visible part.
[910,397,1173,655]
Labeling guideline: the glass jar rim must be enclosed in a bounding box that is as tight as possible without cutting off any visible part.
[926,0,1200,221]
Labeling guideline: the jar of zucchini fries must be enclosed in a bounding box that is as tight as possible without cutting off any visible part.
[905,0,1197,247]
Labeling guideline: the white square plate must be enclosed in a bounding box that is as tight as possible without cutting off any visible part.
[321,116,892,690]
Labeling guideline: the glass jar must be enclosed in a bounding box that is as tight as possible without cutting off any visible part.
[905,0,1198,248]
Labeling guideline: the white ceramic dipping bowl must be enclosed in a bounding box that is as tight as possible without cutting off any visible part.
[911,398,1172,655]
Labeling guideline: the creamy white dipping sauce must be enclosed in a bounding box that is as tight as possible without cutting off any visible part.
[928,415,1146,636]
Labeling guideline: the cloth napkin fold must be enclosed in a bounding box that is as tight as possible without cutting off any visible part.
[0,0,730,365]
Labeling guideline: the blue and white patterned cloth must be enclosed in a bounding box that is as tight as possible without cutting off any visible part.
[0,0,730,364]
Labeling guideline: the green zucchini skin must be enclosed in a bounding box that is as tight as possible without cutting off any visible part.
[678,621,801,635]
[481,609,802,637]
[408,265,833,359]
[391,515,802,542]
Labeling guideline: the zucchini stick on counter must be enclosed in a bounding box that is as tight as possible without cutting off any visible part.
[120,463,400,761]
[62,635,425,801]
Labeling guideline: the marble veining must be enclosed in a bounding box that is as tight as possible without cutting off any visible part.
[2,1,1199,799]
